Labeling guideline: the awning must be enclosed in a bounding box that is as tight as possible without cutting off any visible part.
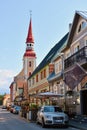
[64,63,87,90]
[29,92,64,99]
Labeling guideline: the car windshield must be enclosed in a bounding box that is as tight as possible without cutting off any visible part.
[44,106,62,112]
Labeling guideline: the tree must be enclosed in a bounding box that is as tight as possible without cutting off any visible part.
[0,95,4,105]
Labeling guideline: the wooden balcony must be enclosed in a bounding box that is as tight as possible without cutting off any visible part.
[64,46,87,70]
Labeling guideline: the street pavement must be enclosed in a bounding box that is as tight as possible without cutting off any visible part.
[0,108,84,130]
[69,119,87,130]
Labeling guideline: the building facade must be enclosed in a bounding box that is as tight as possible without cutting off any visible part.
[64,11,87,115]
[28,11,87,115]
[48,11,87,115]
[3,94,10,107]
[10,11,87,115]
[28,33,68,106]
[10,16,36,104]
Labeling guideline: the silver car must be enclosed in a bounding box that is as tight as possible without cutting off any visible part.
[36,106,69,128]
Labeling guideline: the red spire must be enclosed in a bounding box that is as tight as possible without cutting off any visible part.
[26,17,34,43]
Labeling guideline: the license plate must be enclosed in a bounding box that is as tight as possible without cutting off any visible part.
[55,120,62,123]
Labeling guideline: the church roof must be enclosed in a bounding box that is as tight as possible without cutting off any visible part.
[26,17,34,43]
[28,32,69,79]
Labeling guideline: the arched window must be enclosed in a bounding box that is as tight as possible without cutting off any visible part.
[77,20,87,33]
[29,61,31,67]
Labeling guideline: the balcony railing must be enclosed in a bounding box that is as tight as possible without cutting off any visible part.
[64,46,87,69]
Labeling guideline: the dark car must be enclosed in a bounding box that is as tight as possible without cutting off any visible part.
[13,106,21,114]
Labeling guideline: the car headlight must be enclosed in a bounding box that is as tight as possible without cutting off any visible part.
[45,115,52,119]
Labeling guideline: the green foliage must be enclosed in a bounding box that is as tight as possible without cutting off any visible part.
[30,103,38,110]
[0,95,4,99]
[0,95,4,105]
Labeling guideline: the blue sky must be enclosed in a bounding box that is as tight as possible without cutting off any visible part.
[0,0,87,94]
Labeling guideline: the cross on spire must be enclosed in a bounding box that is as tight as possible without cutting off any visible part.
[30,10,32,18]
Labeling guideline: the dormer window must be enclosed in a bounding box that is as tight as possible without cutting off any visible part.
[77,20,87,33]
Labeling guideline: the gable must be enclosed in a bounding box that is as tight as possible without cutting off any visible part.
[67,11,87,46]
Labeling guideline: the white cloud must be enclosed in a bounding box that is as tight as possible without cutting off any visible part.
[0,69,17,94]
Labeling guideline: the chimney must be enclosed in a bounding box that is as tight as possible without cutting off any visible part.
[69,23,72,32]
[49,63,54,74]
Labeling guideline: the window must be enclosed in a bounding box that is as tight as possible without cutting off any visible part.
[36,74,38,82]
[29,72,31,76]
[19,88,23,95]
[41,71,43,80]
[55,62,59,73]
[74,45,79,53]
[59,60,62,71]
[29,80,31,87]
[29,61,31,67]
[77,45,79,51]
[40,69,46,80]
[55,60,62,74]
[61,88,64,94]
[85,40,87,46]
[82,21,87,29]
[32,77,35,85]
[44,69,46,78]
[77,21,87,33]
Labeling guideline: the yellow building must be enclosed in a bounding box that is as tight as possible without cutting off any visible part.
[28,33,68,106]
[3,94,10,107]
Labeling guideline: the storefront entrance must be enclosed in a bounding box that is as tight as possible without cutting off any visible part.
[80,89,87,115]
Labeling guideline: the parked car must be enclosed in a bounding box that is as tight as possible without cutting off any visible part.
[2,105,7,109]
[36,105,69,128]
[13,106,21,114]
[10,105,15,113]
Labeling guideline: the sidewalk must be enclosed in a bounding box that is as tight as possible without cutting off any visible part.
[69,115,87,130]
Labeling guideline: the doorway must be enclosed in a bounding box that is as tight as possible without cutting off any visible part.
[80,89,87,115]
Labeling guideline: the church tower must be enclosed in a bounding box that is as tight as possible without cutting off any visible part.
[23,14,36,79]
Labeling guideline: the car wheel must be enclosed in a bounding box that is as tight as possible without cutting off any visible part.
[36,118,39,125]
[42,118,45,128]
[64,124,69,128]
